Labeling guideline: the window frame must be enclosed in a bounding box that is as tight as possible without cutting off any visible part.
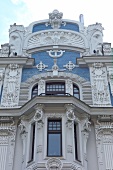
[31,84,38,98]
[47,119,62,157]
[46,82,65,96]
[73,122,81,162]
[73,84,80,99]
[28,122,36,163]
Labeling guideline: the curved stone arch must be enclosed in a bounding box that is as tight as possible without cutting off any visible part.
[21,72,90,101]
[23,29,89,51]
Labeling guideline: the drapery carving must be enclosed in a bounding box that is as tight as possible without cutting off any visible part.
[90,63,111,106]
[1,64,22,107]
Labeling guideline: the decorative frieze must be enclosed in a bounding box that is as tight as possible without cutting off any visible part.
[1,64,22,107]
[90,63,111,106]
[27,31,85,49]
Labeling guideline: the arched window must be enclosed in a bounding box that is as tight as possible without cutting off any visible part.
[73,84,79,99]
[31,84,38,98]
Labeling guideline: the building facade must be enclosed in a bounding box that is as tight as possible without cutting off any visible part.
[0,9,113,170]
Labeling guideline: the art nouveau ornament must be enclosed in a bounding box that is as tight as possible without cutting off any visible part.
[63,61,78,71]
[95,116,113,170]
[19,119,27,163]
[0,43,9,57]
[27,31,85,49]
[9,23,24,56]
[46,9,66,29]
[65,104,76,121]
[1,64,22,107]
[0,117,16,170]
[34,104,44,122]
[107,66,113,96]
[38,79,45,95]
[90,63,111,106]
[87,23,104,55]
[36,61,48,71]
[65,79,73,95]
[103,42,111,55]
[46,158,63,170]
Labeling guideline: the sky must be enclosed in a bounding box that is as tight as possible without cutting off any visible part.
[0,0,113,47]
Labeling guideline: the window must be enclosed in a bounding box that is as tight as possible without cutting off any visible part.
[46,82,65,96]
[31,84,38,98]
[28,123,35,162]
[73,84,79,99]
[74,123,78,160]
[74,123,80,161]
[47,119,62,157]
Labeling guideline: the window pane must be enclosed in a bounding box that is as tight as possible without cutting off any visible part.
[48,134,61,156]
[46,82,65,95]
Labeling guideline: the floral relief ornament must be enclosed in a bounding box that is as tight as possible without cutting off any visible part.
[46,158,63,170]
[34,105,44,122]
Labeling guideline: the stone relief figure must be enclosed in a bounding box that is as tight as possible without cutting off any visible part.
[9,24,24,57]
[9,32,22,57]
[87,23,104,55]
[91,31,103,55]
[46,9,66,29]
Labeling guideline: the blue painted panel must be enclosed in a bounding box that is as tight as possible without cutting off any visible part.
[22,51,90,82]
[60,23,79,32]
[32,22,79,32]
[33,23,52,32]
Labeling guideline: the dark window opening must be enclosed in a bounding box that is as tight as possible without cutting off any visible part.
[74,123,78,160]
[47,119,62,157]
[28,123,35,162]
[31,84,38,98]
[73,84,79,99]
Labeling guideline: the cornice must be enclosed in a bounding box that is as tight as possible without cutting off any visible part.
[0,57,34,68]
[0,96,113,117]
[77,55,113,67]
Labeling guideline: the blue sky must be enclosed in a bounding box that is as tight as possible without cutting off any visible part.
[0,0,113,47]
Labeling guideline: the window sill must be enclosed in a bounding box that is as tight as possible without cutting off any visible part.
[74,159,82,166]
[44,156,65,160]
[27,160,35,167]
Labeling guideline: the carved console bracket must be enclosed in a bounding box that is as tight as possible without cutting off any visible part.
[46,157,63,170]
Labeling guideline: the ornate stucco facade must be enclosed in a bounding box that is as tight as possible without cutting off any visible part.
[0,10,113,170]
